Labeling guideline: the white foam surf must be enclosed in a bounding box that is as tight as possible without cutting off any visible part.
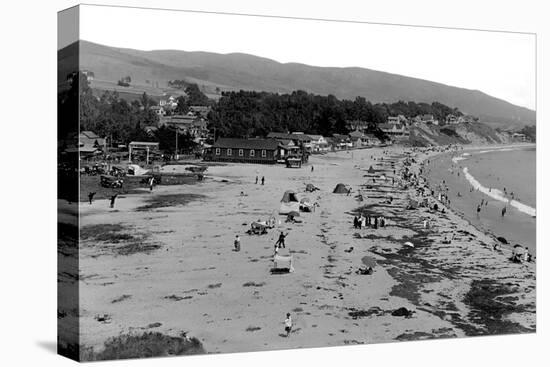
[462,167,536,217]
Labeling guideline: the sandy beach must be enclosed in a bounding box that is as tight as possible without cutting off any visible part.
[64,146,535,357]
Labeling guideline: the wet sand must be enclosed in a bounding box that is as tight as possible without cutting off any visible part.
[65,146,535,357]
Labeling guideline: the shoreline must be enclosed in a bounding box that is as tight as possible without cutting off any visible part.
[420,144,536,253]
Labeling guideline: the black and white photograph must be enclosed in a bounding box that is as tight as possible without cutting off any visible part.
[55,3,539,362]
[2,1,549,367]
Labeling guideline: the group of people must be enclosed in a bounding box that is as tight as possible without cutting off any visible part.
[87,191,118,208]
[353,214,386,229]
[254,176,266,185]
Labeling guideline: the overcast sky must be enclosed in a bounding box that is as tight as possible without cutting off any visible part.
[78,4,536,110]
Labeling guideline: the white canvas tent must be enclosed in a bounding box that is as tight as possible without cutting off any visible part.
[273,254,294,272]
[279,190,300,214]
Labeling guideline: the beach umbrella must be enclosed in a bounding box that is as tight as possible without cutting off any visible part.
[288,211,300,217]
[497,236,508,244]
[404,241,415,248]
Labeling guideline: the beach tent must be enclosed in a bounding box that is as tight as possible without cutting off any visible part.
[280,190,300,214]
[367,165,376,174]
[273,254,294,273]
[333,183,348,194]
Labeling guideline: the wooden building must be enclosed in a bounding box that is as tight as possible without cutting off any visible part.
[204,138,280,164]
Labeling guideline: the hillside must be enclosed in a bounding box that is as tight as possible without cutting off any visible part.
[409,122,512,147]
[76,40,535,129]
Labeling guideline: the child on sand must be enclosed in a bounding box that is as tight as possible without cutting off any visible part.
[284,313,293,337]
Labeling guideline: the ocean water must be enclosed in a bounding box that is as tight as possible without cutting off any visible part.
[424,146,536,253]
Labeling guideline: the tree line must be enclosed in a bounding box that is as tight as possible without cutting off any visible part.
[63,71,466,149]
[207,90,463,138]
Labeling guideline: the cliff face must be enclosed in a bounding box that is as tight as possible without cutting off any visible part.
[408,122,511,147]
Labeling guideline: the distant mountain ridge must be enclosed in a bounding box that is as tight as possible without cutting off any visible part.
[77,40,535,129]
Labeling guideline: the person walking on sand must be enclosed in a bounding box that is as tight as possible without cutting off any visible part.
[88,192,96,205]
[501,206,507,217]
[149,177,155,191]
[476,204,481,216]
[261,176,265,185]
[109,194,118,209]
[275,232,287,249]
[284,313,293,337]
[311,165,314,172]
[347,187,352,196]
[234,235,241,252]
[255,176,258,184]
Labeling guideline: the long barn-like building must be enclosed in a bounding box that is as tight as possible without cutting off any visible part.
[203,138,281,164]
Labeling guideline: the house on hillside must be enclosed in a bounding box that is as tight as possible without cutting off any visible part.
[150,105,166,116]
[189,105,211,117]
[446,114,458,124]
[379,123,410,140]
[388,115,408,126]
[419,114,436,125]
[512,132,527,142]
[204,138,280,164]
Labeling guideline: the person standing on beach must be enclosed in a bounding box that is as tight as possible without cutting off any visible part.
[261,176,265,185]
[284,313,293,337]
[255,176,258,184]
[275,232,287,249]
[88,192,96,205]
[109,194,118,208]
[347,188,352,196]
[311,165,314,172]
[501,206,507,217]
[149,177,155,191]
[234,235,241,252]
[476,204,481,216]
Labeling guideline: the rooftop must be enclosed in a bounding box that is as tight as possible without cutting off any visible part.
[213,138,280,150]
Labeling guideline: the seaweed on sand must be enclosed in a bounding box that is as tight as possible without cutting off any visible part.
[80,224,137,243]
[462,279,535,336]
[81,332,205,361]
[80,224,161,256]
[136,193,206,211]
